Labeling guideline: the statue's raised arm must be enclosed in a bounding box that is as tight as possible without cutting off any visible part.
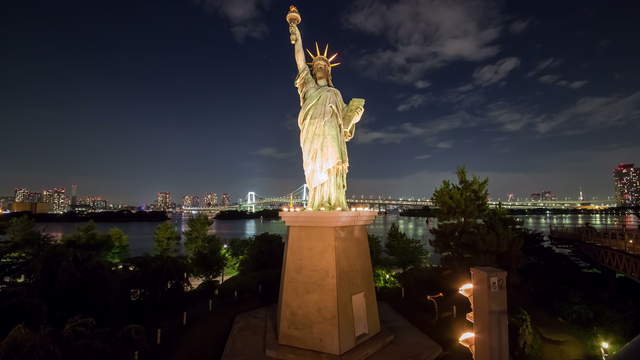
[287,6,306,73]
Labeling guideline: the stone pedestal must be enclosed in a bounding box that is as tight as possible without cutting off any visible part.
[277,211,380,355]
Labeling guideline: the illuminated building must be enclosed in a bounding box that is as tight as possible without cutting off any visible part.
[157,192,172,211]
[52,188,68,213]
[530,193,541,201]
[11,202,50,214]
[0,196,14,211]
[221,193,231,206]
[42,189,53,204]
[613,163,640,206]
[204,192,218,207]
[183,195,194,208]
[14,188,29,202]
[86,197,107,210]
[541,190,555,201]
[29,192,43,203]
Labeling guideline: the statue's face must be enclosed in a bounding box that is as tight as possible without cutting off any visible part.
[313,62,330,82]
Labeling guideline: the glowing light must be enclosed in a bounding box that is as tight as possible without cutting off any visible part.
[458,283,473,298]
[336,207,342,211]
[282,207,290,212]
[601,342,609,349]
[351,208,356,211]
[458,332,475,351]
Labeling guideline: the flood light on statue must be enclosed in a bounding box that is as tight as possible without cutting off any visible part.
[458,332,475,356]
[287,4,365,211]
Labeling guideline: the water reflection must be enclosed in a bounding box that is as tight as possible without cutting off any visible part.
[37,213,639,261]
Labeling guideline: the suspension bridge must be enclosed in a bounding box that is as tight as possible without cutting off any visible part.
[181,184,617,213]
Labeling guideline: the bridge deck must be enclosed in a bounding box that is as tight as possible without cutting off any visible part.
[550,226,640,281]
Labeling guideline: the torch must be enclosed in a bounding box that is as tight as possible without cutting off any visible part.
[286,5,301,44]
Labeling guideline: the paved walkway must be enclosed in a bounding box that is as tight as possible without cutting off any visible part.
[222,302,442,360]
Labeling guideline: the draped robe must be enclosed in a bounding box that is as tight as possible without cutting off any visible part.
[295,67,362,210]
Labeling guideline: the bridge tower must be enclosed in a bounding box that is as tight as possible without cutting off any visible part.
[247,191,256,213]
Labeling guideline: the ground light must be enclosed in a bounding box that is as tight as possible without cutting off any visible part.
[601,341,609,359]
[458,332,475,356]
[458,283,474,323]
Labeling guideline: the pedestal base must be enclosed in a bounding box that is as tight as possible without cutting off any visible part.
[277,211,380,355]
[221,303,443,360]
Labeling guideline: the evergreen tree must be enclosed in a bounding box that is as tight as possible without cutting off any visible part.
[368,234,384,268]
[384,223,428,271]
[106,227,129,262]
[238,233,284,274]
[183,214,226,280]
[153,221,180,256]
[431,167,523,272]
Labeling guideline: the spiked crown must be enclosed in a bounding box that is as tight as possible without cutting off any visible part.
[306,42,340,70]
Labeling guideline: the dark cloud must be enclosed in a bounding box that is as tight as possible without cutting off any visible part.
[472,57,520,87]
[345,0,503,84]
[196,0,269,42]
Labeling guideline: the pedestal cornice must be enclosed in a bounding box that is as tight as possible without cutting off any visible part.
[279,211,378,227]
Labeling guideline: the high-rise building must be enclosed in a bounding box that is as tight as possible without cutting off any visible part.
[204,192,218,207]
[71,184,78,206]
[42,189,53,204]
[14,188,29,202]
[52,188,68,213]
[157,192,172,211]
[530,193,541,201]
[28,192,43,203]
[541,190,555,201]
[221,193,231,206]
[613,163,640,206]
[91,198,107,210]
[183,195,194,208]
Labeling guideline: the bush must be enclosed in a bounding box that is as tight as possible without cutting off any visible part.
[238,233,284,274]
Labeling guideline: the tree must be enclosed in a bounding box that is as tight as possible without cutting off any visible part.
[431,167,524,272]
[385,223,428,271]
[106,227,129,263]
[182,215,225,280]
[153,221,180,257]
[62,221,113,258]
[368,234,384,268]
[0,216,52,281]
[183,214,211,255]
[238,233,284,274]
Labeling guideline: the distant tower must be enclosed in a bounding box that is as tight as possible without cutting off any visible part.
[578,186,584,202]
[71,184,78,206]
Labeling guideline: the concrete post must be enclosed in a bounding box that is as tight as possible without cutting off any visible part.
[470,267,509,360]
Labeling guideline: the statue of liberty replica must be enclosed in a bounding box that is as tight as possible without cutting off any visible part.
[287,6,365,210]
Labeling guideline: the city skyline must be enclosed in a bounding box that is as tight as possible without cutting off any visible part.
[3,0,640,203]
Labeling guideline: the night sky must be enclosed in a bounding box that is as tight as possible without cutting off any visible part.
[3,0,640,204]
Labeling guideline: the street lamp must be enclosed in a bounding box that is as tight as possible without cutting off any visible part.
[459,283,474,323]
[601,342,609,359]
[426,292,443,322]
[458,332,475,356]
